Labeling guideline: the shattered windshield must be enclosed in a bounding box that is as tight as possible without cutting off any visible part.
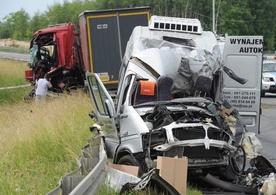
[28,44,50,68]
[29,44,39,65]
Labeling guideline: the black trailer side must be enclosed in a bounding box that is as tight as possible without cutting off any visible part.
[79,7,151,89]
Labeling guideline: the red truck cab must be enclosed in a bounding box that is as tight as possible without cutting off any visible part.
[27,23,84,93]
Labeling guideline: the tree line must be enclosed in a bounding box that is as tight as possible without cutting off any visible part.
[1,0,276,52]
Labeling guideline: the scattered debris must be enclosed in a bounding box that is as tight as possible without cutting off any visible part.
[260,173,276,195]
[120,168,180,195]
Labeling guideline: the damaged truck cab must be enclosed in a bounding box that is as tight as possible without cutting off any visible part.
[87,16,263,180]
[27,23,85,94]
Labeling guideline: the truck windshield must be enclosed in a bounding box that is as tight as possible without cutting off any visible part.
[28,43,51,69]
[29,44,39,66]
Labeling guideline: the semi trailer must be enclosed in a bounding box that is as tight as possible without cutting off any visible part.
[25,7,150,97]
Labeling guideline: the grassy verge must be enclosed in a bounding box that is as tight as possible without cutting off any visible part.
[0,58,31,104]
[0,92,93,194]
[0,58,94,194]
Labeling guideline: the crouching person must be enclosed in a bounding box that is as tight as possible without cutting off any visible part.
[35,75,52,103]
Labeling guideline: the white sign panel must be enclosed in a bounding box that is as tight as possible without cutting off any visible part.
[223,36,263,134]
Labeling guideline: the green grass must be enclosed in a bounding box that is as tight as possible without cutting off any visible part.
[0,91,93,194]
[0,59,94,194]
[0,58,31,104]
[99,183,202,195]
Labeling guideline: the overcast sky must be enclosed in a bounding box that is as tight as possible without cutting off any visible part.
[0,0,72,21]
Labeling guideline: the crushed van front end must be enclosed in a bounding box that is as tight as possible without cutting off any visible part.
[130,99,246,180]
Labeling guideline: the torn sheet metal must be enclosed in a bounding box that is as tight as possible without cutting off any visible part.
[242,132,263,159]
[119,168,180,195]
[235,155,276,194]
[260,173,276,195]
[105,167,141,192]
[125,34,222,96]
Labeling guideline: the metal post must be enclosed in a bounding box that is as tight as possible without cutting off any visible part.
[213,0,215,33]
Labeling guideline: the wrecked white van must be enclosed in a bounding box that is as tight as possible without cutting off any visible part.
[86,16,263,181]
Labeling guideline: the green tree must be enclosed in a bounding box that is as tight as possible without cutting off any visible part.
[2,9,30,40]
[28,12,49,38]
[1,0,276,51]
[218,1,254,35]
[249,0,276,51]
[187,0,213,30]
[0,21,13,39]
[46,0,96,27]
[46,2,68,25]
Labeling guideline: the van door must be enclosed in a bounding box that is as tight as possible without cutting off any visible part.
[86,72,119,157]
[222,36,263,134]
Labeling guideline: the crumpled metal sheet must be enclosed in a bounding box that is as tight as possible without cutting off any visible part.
[124,27,222,68]
[260,173,276,195]
[119,168,180,195]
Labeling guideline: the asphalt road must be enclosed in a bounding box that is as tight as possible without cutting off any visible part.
[0,52,29,61]
[258,93,276,167]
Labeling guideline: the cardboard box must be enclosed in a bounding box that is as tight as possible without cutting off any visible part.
[106,163,140,191]
[108,163,139,176]
[156,156,188,195]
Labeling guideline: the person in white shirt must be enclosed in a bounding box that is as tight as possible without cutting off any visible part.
[35,75,52,101]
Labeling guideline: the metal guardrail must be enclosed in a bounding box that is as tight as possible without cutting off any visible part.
[47,136,107,195]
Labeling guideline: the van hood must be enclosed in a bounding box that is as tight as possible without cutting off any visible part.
[263,72,276,77]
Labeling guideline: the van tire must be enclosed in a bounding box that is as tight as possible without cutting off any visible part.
[118,155,143,176]
[118,155,138,166]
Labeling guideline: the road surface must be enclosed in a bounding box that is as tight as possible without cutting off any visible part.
[0,51,29,61]
[258,93,276,167]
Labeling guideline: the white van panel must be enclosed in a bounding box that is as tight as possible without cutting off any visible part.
[223,36,263,134]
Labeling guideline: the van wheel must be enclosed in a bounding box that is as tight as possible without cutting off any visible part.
[118,155,143,176]
[118,155,138,166]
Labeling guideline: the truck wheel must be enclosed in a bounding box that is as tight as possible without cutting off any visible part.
[261,91,265,97]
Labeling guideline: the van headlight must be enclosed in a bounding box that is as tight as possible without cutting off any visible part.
[145,122,153,130]
[263,77,271,82]
[142,129,167,148]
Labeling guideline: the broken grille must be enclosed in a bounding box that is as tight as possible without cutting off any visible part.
[171,126,230,159]
[172,126,229,142]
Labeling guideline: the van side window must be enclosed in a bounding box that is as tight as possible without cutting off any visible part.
[87,75,109,116]
[121,75,133,105]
